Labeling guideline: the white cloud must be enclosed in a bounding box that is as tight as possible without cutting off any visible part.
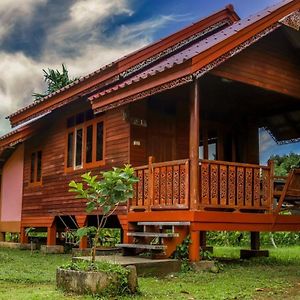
[0,0,179,135]
[0,52,46,135]
[70,0,133,26]
[259,129,276,153]
[0,0,47,41]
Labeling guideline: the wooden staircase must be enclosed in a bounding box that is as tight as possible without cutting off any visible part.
[117,222,190,258]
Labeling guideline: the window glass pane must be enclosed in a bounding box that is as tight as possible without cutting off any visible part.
[208,138,217,160]
[96,122,103,161]
[37,151,42,182]
[67,132,74,168]
[86,125,93,163]
[76,113,84,125]
[30,153,36,183]
[75,128,83,167]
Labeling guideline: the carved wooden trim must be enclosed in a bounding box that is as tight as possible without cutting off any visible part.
[94,75,193,114]
[280,9,300,31]
[194,23,280,79]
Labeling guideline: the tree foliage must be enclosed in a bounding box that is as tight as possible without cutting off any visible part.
[270,152,300,176]
[33,64,77,101]
[69,165,138,262]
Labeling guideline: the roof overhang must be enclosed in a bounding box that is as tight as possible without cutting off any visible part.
[90,0,300,114]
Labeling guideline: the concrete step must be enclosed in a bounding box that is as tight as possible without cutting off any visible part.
[127,232,179,238]
[137,221,190,226]
[116,243,166,250]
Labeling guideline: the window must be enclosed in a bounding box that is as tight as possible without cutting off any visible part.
[30,150,42,185]
[66,111,105,171]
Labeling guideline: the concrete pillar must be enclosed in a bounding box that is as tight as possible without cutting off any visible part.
[240,231,269,259]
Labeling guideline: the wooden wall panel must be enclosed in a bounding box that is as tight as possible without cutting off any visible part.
[129,97,190,166]
[212,29,300,99]
[22,104,130,218]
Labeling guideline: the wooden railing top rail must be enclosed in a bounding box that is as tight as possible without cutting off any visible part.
[199,159,270,170]
[134,164,148,171]
[151,159,190,168]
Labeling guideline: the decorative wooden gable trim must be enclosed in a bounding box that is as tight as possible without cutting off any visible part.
[280,9,300,30]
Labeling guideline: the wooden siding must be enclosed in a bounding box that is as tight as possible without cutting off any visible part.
[212,28,300,99]
[22,104,130,218]
[129,95,190,166]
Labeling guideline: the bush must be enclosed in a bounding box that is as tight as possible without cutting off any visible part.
[207,231,300,247]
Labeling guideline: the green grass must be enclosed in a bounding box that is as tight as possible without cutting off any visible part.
[0,247,300,299]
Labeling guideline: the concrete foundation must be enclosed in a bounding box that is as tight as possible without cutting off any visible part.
[56,265,138,295]
[191,260,216,272]
[240,249,269,259]
[41,245,64,254]
[72,247,121,257]
[0,242,36,250]
[74,255,181,277]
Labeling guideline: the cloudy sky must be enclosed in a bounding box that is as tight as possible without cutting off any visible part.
[0,0,299,162]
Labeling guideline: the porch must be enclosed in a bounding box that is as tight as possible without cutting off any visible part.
[124,158,300,261]
[131,158,276,213]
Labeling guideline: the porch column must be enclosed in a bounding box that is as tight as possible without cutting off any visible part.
[189,79,200,210]
[240,231,269,259]
[189,229,200,262]
[250,232,260,251]
[20,227,28,244]
[47,224,57,246]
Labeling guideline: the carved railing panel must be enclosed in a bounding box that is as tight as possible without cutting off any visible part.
[199,159,274,211]
[130,159,190,211]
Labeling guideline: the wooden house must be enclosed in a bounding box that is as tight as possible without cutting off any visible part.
[0,0,300,261]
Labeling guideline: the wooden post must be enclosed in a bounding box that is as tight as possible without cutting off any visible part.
[189,79,200,210]
[148,156,155,211]
[0,232,5,242]
[47,224,57,246]
[75,216,88,249]
[268,159,275,211]
[200,231,207,249]
[250,232,260,251]
[189,229,200,262]
[79,236,88,249]
[20,227,28,244]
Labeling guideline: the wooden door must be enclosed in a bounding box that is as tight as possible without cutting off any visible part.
[147,113,176,162]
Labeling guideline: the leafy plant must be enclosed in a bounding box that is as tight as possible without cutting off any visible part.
[173,236,192,272]
[270,152,300,176]
[25,227,36,255]
[33,64,78,101]
[69,165,138,262]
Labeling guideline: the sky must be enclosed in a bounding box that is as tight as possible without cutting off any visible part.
[0,0,299,162]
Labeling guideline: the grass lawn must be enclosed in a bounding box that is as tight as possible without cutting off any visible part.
[0,246,299,300]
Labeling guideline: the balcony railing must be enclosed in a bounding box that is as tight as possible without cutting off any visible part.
[129,158,274,212]
[199,159,274,212]
[130,158,189,211]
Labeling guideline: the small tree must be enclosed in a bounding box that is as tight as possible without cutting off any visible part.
[69,165,138,263]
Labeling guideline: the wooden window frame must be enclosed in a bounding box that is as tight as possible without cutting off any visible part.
[29,150,43,187]
[65,116,106,173]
